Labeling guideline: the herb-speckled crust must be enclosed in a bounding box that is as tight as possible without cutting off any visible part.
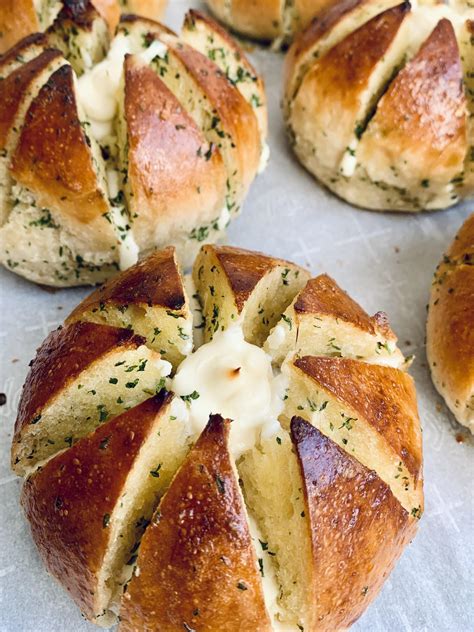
[9,64,117,251]
[160,35,261,205]
[0,34,49,77]
[122,55,227,254]
[20,392,173,622]
[294,274,397,340]
[204,244,307,312]
[182,9,268,141]
[291,416,416,632]
[357,18,467,197]
[12,322,145,447]
[119,415,272,632]
[0,50,64,147]
[289,3,409,171]
[67,247,188,317]
[426,214,474,432]
[293,356,423,495]
[0,0,40,55]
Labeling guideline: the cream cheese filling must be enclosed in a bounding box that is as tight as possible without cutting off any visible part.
[171,325,287,459]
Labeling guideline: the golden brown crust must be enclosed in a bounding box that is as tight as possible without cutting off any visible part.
[427,253,474,429]
[67,247,187,318]
[294,275,397,340]
[358,18,467,185]
[122,55,226,247]
[291,416,416,631]
[446,212,474,263]
[20,392,173,621]
[126,0,167,22]
[118,13,176,37]
[0,0,39,55]
[293,356,422,483]
[119,414,272,632]
[0,34,48,75]
[13,322,145,440]
[162,37,261,200]
[0,49,63,147]
[229,0,283,41]
[285,0,367,99]
[10,64,111,225]
[208,244,304,312]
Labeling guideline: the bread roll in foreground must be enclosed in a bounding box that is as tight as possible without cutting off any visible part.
[12,245,423,630]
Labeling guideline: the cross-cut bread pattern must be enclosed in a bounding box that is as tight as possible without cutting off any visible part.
[284,0,474,212]
[12,244,423,630]
[0,0,168,55]
[427,213,474,433]
[0,8,267,286]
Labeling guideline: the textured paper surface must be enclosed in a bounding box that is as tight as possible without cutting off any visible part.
[0,1,472,630]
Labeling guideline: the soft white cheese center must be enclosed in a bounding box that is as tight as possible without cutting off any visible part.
[171,326,286,458]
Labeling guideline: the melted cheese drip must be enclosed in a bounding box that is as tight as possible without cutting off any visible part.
[171,326,287,458]
[77,36,168,142]
[107,168,139,270]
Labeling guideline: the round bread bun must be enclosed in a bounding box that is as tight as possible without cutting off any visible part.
[284,0,474,212]
[427,213,474,433]
[13,244,424,630]
[0,0,168,54]
[0,9,267,286]
[204,0,336,45]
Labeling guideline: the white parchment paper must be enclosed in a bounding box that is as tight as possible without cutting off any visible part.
[0,1,472,630]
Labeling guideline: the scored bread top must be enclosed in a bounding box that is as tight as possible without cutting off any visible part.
[122,54,227,251]
[291,416,415,631]
[68,247,187,317]
[20,391,173,622]
[294,274,397,340]
[119,414,272,632]
[9,64,116,250]
[0,50,65,147]
[14,322,145,438]
[294,356,422,484]
[357,18,467,187]
[182,9,268,142]
[159,35,261,204]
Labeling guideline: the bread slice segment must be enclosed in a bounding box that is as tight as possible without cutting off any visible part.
[119,414,272,632]
[458,19,474,197]
[0,34,50,78]
[181,9,268,144]
[0,49,66,225]
[45,0,110,75]
[282,356,423,513]
[193,244,310,345]
[149,33,261,214]
[356,18,468,210]
[4,64,119,285]
[284,0,400,113]
[20,392,191,626]
[265,274,406,367]
[239,416,417,630]
[118,53,227,264]
[67,248,193,369]
[11,321,171,475]
[289,3,410,177]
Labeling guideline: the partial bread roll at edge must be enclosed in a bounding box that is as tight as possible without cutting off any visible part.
[11,321,171,475]
[21,392,190,627]
[427,212,474,432]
